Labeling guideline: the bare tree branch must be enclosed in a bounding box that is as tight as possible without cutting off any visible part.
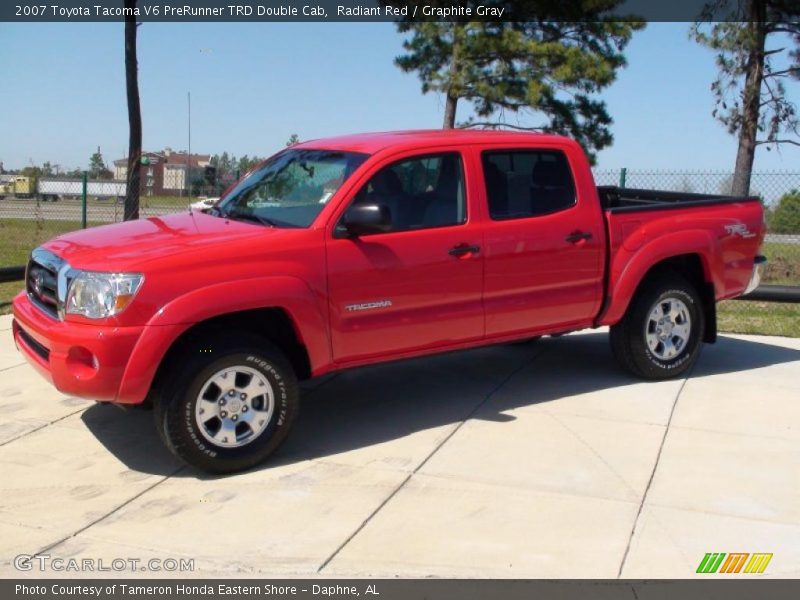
[756,138,800,146]
[459,122,546,132]
[764,67,800,78]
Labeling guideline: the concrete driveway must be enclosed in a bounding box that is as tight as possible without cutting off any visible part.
[0,313,798,578]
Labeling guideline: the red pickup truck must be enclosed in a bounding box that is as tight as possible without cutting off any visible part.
[12,130,765,473]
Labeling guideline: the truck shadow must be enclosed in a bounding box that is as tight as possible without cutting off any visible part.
[81,331,800,477]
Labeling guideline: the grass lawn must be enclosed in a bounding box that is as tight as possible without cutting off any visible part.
[141,195,208,208]
[718,300,800,337]
[0,281,22,315]
[49,195,203,208]
[760,241,800,285]
[0,219,91,266]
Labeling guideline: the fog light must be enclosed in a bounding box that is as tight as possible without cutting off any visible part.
[66,346,99,379]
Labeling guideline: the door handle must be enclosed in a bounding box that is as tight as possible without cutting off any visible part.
[449,243,481,257]
[565,231,593,243]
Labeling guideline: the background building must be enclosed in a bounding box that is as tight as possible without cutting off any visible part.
[114,148,210,196]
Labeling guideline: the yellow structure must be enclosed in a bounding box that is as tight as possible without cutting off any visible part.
[12,176,34,197]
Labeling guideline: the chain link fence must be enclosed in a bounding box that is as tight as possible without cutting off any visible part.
[2,170,799,335]
[0,175,213,263]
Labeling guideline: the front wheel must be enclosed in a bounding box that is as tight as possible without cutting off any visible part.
[610,274,704,380]
[155,334,299,474]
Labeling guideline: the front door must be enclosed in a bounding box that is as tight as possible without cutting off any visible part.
[326,151,484,364]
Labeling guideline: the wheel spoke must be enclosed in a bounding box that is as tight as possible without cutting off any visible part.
[210,370,233,391]
[212,419,238,445]
[672,323,691,341]
[196,403,219,423]
[240,377,268,401]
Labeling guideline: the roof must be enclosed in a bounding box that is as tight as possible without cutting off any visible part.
[113,151,210,167]
[166,153,211,167]
[294,129,573,154]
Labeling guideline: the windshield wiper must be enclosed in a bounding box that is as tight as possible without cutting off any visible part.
[222,210,277,227]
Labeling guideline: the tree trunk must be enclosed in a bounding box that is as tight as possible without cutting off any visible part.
[731,1,767,197]
[443,23,461,129]
[443,94,458,129]
[124,0,141,221]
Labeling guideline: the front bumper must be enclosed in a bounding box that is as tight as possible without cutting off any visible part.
[743,255,767,295]
[12,291,144,402]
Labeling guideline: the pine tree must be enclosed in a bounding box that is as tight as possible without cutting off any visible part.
[692,1,799,195]
[89,147,112,179]
[394,2,644,161]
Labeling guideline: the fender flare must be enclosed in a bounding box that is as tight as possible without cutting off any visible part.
[116,275,330,404]
[598,229,722,326]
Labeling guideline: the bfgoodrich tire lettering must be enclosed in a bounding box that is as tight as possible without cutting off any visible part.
[610,274,705,380]
[156,334,299,474]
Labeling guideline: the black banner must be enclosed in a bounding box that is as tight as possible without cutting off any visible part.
[0,0,764,23]
[4,580,800,600]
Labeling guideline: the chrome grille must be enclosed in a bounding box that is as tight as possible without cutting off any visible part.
[26,249,67,319]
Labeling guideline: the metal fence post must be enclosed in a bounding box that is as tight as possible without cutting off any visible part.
[81,171,88,228]
[619,167,627,189]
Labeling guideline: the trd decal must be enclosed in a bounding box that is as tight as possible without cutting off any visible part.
[724,223,756,238]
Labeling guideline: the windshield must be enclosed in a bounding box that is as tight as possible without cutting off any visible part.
[216,149,369,228]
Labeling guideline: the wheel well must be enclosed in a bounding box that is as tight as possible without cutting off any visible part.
[638,253,717,344]
[149,308,312,404]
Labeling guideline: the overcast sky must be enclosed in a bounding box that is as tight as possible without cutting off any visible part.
[1,21,798,173]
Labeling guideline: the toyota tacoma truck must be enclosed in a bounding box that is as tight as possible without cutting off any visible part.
[12,130,766,473]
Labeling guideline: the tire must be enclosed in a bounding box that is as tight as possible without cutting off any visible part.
[610,274,704,380]
[155,333,299,474]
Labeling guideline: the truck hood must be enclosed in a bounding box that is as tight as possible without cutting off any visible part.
[43,211,284,271]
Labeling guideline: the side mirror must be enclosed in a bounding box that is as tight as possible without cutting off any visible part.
[341,203,392,237]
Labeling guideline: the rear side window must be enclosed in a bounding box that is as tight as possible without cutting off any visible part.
[351,153,466,233]
[482,150,576,220]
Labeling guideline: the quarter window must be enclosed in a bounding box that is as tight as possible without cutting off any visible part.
[482,150,576,220]
[349,153,466,233]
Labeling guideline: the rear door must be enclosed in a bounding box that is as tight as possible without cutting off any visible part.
[326,149,484,364]
[480,146,605,336]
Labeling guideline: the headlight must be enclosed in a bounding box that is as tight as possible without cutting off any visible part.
[65,271,144,319]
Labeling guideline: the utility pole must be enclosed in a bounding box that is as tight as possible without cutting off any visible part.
[187,91,191,198]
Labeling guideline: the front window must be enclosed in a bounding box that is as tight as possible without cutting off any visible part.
[345,152,466,233]
[216,149,368,228]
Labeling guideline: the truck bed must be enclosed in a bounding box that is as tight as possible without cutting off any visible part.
[597,186,758,213]
[598,186,765,322]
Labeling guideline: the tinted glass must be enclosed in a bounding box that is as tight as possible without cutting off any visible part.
[350,153,466,233]
[218,149,368,228]
[482,150,576,220]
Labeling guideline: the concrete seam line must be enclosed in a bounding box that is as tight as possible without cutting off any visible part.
[316,348,543,573]
[33,465,186,556]
[0,361,25,373]
[615,367,693,578]
[0,406,89,449]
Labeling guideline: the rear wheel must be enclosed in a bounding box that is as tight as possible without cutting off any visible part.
[155,334,299,474]
[610,274,704,380]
